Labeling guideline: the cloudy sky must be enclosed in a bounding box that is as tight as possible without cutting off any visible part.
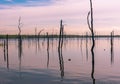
[0,0,120,35]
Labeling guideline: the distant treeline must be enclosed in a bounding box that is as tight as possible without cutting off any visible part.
[0,34,119,39]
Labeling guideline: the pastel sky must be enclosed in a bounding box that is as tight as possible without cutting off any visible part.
[0,0,120,35]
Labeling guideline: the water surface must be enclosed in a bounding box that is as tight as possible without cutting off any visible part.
[0,37,120,84]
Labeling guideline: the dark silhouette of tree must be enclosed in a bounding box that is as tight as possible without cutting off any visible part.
[18,17,22,35]
[110,31,114,65]
[58,20,64,49]
[58,20,64,79]
[87,0,95,48]
[46,32,49,68]
[18,17,23,78]
[87,0,95,84]
[38,29,44,42]
[6,35,9,70]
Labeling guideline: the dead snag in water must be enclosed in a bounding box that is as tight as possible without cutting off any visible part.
[110,31,114,64]
[18,17,23,74]
[38,29,44,41]
[58,20,64,79]
[46,32,49,68]
[87,0,95,47]
[18,16,22,48]
[58,20,64,50]
[3,40,6,62]
[46,32,49,51]
[87,0,95,84]
[18,17,22,56]
[18,17,23,36]
[6,34,9,69]
[35,27,37,38]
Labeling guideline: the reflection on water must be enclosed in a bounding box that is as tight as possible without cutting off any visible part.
[80,37,83,57]
[46,33,49,68]
[86,34,88,61]
[58,46,64,80]
[110,32,114,65]
[6,35,9,70]
[3,35,9,70]
[3,40,6,62]
[18,35,23,78]
[91,36,95,84]
[0,37,120,84]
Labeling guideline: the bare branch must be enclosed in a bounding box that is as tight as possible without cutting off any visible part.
[38,29,44,35]
[18,16,22,35]
[87,11,91,31]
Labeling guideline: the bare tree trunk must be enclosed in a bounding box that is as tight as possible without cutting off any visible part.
[4,40,6,62]
[18,17,22,36]
[87,0,95,84]
[18,17,23,76]
[58,20,64,50]
[6,34,9,70]
[38,29,44,41]
[46,32,49,52]
[110,31,114,64]
[87,0,95,47]
[58,20,64,79]
[46,32,49,68]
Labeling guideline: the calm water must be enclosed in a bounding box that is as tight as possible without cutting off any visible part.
[0,37,120,84]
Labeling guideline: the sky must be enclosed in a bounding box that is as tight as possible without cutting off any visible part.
[0,0,120,35]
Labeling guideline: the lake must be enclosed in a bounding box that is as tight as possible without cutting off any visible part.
[0,37,120,84]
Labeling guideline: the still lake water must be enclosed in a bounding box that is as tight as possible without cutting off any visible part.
[0,37,120,84]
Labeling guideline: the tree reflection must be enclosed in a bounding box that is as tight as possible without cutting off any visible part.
[3,35,9,70]
[3,40,6,62]
[6,35,9,70]
[18,35,22,78]
[110,31,114,65]
[46,32,49,68]
[87,0,95,83]
[18,34,22,73]
[58,20,64,80]
[86,33,88,61]
[80,38,83,57]
[58,48,64,79]
[91,41,95,84]
[18,17,23,78]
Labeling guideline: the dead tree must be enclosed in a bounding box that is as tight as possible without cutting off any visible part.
[58,20,64,79]
[18,17,23,74]
[18,16,22,49]
[3,40,6,62]
[110,31,114,64]
[18,17,22,56]
[38,29,44,39]
[58,20,64,49]
[35,27,37,38]
[87,0,95,48]
[6,34,9,69]
[46,32,49,52]
[18,17,22,36]
[87,0,95,84]
[46,32,49,68]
